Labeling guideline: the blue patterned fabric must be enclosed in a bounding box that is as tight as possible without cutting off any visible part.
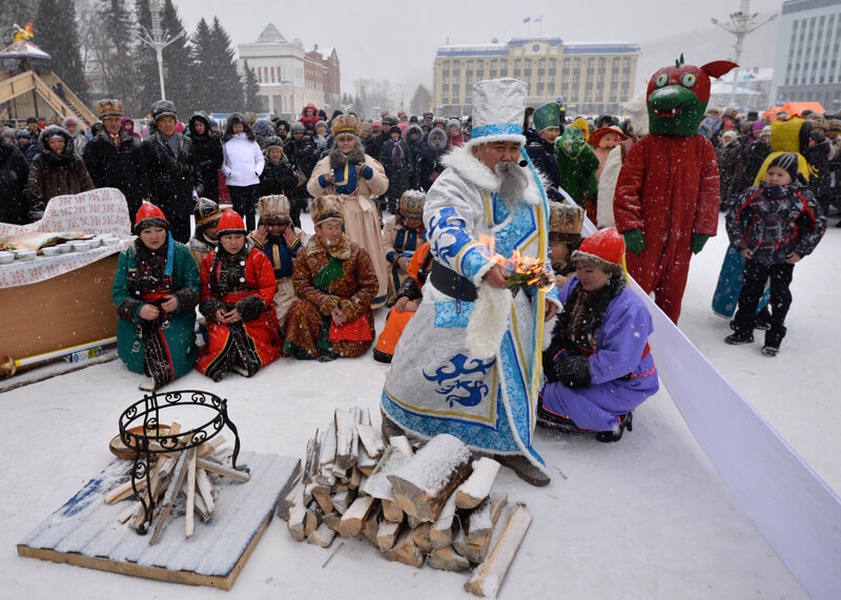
[382,148,558,468]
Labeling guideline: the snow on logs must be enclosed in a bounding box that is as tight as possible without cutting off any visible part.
[103,424,250,543]
[279,407,532,598]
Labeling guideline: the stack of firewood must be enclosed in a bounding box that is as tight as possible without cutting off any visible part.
[105,423,250,543]
[279,407,532,598]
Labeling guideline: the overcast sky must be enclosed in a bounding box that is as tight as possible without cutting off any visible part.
[172,0,784,96]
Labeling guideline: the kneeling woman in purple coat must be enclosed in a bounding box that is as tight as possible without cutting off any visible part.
[539,227,659,442]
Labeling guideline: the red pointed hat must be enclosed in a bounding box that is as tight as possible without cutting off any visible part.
[571,227,625,274]
[133,202,168,234]
[217,209,247,236]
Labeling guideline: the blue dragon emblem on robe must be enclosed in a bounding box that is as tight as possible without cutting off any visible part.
[422,353,495,408]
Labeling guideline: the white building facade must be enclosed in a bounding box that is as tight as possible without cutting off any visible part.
[237,24,339,119]
[771,0,841,112]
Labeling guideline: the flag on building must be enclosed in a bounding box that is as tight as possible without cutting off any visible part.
[523,16,531,23]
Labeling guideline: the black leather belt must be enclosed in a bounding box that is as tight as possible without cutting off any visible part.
[430,260,478,301]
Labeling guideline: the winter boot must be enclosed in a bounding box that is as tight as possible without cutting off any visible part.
[596,412,634,443]
[494,454,551,487]
[725,330,754,345]
[536,404,583,432]
[755,307,773,331]
[762,327,786,357]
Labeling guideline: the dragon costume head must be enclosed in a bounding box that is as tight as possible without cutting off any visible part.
[555,117,590,158]
[646,54,738,137]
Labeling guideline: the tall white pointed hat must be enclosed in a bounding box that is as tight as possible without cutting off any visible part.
[468,78,528,147]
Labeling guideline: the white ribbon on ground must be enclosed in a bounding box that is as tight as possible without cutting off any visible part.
[580,217,841,598]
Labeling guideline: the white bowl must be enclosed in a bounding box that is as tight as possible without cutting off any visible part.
[56,243,72,254]
[40,246,60,256]
[0,251,14,264]
[101,237,120,246]
[14,249,36,261]
[69,241,91,252]
[87,238,102,248]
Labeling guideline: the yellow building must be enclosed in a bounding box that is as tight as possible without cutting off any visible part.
[433,37,640,116]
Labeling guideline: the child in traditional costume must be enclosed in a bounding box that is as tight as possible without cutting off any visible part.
[249,195,307,327]
[382,190,426,306]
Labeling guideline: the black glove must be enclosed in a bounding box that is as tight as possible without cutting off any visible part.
[548,355,592,388]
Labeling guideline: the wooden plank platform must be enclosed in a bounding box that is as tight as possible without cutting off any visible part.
[17,451,300,590]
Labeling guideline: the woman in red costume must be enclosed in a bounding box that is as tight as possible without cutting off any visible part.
[195,209,282,380]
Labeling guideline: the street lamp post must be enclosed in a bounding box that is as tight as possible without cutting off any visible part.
[711,0,777,110]
[136,0,185,100]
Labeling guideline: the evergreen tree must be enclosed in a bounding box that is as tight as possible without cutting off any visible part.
[243,60,261,113]
[188,17,214,110]
[410,84,433,116]
[34,0,88,100]
[96,0,136,107]
[158,0,191,113]
[0,0,40,25]
[207,17,243,111]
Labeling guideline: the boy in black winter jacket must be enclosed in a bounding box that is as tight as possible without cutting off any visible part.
[725,152,826,355]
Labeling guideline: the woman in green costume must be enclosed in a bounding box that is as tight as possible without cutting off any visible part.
[112,203,201,391]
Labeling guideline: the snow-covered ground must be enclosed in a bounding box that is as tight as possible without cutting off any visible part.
[1,212,838,599]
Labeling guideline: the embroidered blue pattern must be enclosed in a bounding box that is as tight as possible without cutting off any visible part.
[423,353,495,408]
[434,300,473,327]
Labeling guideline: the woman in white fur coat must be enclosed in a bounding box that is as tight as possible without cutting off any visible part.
[222,113,265,232]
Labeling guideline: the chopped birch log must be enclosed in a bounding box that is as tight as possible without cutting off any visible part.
[456,457,501,510]
[308,522,337,548]
[464,503,532,598]
[305,499,324,537]
[320,420,338,469]
[389,435,414,457]
[332,488,356,515]
[356,423,385,459]
[463,497,494,546]
[287,488,307,542]
[381,499,405,524]
[336,495,376,538]
[196,468,216,517]
[349,405,361,466]
[453,525,484,564]
[193,492,210,521]
[313,490,334,515]
[303,429,320,484]
[349,466,362,489]
[387,434,472,522]
[376,519,403,552]
[428,545,472,572]
[361,503,383,546]
[430,492,459,549]
[196,458,250,482]
[334,409,355,469]
[362,446,409,500]
[413,521,434,555]
[196,435,227,458]
[357,444,378,476]
[321,512,341,532]
[185,449,197,538]
[150,447,194,544]
[384,529,424,568]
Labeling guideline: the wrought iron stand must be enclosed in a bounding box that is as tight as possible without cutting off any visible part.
[118,389,245,534]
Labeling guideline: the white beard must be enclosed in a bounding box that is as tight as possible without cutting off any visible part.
[494,161,529,204]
